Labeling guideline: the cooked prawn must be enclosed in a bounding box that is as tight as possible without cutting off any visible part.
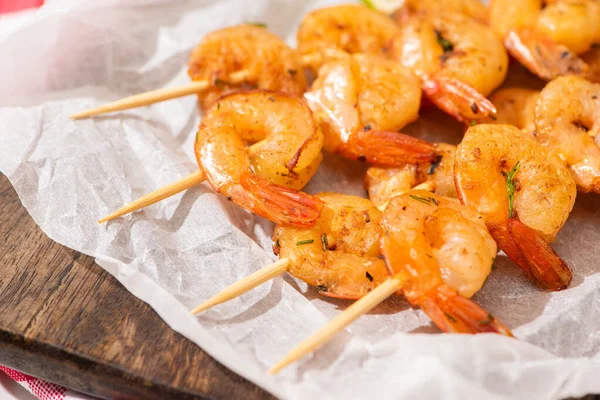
[365,143,457,208]
[273,193,389,299]
[454,124,576,291]
[490,88,539,135]
[305,52,437,166]
[381,191,511,335]
[393,0,488,24]
[489,0,598,80]
[534,75,600,193]
[195,91,324,226]
[296,4,402,71]
[188,25,307,111]
[388,11,508,123]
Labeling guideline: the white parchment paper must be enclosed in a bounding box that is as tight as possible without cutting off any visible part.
[1,1,600,399]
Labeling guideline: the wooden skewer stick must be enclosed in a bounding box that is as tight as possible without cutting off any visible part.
[70,53,325,120]
[191,258,290,315]
[268,275,404,375]
[98,141,266,224]
[98,170,206,223]
[70,70,251,119]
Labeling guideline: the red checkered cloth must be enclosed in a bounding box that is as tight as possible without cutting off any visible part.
[0,366,91,400]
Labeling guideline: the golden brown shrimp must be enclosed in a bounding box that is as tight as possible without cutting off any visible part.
[490,88,539,134]
[273,193,389,299]
[388,11,508,123]
[297,4,402,71]
[365,143,457,208]
[489,0,598,80]
[188,25,307,111]
[195,91,324,226]
[305,52,437,166]
[381,191,511,335]
[534,76,600,193]
[454,124,576,291]
[393,0,488,23]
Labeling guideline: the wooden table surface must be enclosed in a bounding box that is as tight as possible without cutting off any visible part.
[0,174,274,399]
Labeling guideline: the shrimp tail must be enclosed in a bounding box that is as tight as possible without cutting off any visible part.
[422,76,497,124]
[420,286,513,336]
[504,29,588,81]
[343,130,437,167]
[240,173,324,227]
[507,218,572,291]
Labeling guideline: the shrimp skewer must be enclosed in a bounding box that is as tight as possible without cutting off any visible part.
[305,52,437,167]
[193,193,389,313]
[454,124,576,291]
[489,0,598,81]
[71,24,309,119]
[100,91,325,225]
[534,76,600,194]
[101,54,438,222]
[269,191,512,374]
[387,10,508,123]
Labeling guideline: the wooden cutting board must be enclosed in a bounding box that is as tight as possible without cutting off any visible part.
[0,174,274,400]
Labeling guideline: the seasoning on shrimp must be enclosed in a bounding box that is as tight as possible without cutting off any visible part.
[489,0,599,80]
[387,11,508,123]
[534,76,600,193]
[454,124,576,291]
[273,193,389,299]
[297,4,402,71]
[305,52,437,166]
[381,191,511,334]
[188,25,307,111]
[365,143,457,209]
[195,91,325,226]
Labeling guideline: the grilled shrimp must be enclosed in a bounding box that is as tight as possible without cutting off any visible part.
[534,76,600,193]
[489,0,598,80]
[305,52,437,166]
[388,11,508,123]
[273,193,388,299]
[454,124,576,291]
[365,143,457,208]
[188,25,307,111]
[297,4,401,71]
[393,0,488,23]
[195,91,324,226]
[490,88,539,134]
[381,191,511,335]
[582,46,600,83]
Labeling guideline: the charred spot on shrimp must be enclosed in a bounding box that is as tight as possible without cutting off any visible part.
[428,155,443,175]
[363,124,372,132]
[365,272,374,282]
[470,103,479,114]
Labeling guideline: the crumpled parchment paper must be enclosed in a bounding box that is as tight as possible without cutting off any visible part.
[1,1,600,399]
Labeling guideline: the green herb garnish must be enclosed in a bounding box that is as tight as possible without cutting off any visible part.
[470,120,477,127]
[506,161,521,218]
[409,194,439,206]
[435,30,453,53]
[479,313,494,325]
[359,0,376,10]
[320,233,329,252]
[296,239,314,246]
[246,22,267,28]
[491,257,497,270]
